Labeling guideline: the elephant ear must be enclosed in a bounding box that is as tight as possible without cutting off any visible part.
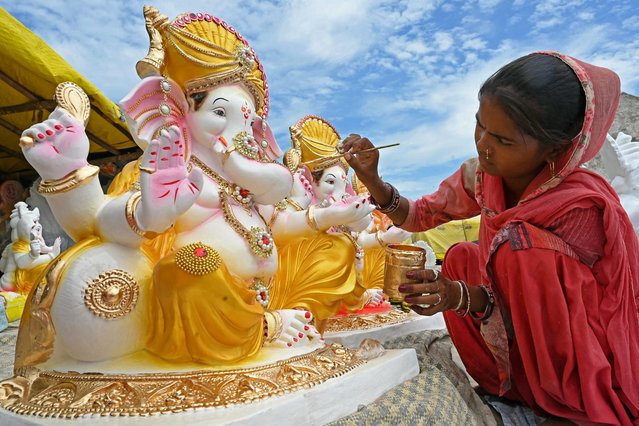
[119,76,190,150]
[253,116,283,159]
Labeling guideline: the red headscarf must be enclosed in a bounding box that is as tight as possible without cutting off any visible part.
[475,52,639,414]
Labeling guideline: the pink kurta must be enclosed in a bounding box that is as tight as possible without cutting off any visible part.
[400,52,639,425]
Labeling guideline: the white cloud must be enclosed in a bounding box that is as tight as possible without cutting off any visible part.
[3,0,638,200]
[478,0,502,11]
[530,0,587,30]
[433,31,454,51]
[622,15,639,30]
[578,11,595,21]
[462,37,487,50]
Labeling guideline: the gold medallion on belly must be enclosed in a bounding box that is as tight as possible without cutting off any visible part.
[84,269,139,319]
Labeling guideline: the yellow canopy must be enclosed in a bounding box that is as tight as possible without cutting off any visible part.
[411,215,481,261]
[0,7,137,179]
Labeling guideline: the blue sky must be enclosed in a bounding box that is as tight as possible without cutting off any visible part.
[2,0,638,198]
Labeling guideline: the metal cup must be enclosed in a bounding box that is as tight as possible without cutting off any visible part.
[384,244,426,311]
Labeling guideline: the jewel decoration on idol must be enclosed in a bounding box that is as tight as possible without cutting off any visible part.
[251,279,270,307]
[250,227,274,258]
[175,242,222,275]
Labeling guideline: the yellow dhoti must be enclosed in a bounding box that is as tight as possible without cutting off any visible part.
[10,240,49,295]
[270,233,365,321]
[362,246,385,291]
[147,253,265,364]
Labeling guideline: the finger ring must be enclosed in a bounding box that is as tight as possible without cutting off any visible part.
[139,166,155,174]
[431,269,440,281]
[434,294,442,305]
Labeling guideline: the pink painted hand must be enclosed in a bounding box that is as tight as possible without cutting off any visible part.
[288,169,313,208]
[137,126,203,233]
[315,195,374,232]
[20,108,90,180]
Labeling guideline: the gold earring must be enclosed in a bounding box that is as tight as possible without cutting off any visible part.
[549,161,555,177]
[485,149,489,160]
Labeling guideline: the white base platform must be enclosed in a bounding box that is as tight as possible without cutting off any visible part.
[324,311,446,348]
[0,348,419,426]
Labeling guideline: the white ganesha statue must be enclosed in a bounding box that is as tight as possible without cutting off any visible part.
[11,6,375,370]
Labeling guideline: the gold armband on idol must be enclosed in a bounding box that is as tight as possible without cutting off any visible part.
[125,191,158,239]
[38,165,100,195]
[305,205,320,231]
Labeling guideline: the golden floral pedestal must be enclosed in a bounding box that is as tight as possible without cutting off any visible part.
[0,342,419,424]
[324,309,446,348]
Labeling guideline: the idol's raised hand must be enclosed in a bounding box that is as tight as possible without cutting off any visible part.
[137,126,203,233]
[20,108,90,180]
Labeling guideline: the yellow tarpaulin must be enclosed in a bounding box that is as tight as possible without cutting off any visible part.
[411,215,481,261]
[0,6,136,178]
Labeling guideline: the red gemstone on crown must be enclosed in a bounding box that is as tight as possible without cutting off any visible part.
[193,247,208,257]
[239,189,250,198]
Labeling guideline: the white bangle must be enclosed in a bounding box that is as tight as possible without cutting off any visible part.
[454,280,465,311]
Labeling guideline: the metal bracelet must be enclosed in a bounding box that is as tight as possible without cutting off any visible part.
[375,182,401,214]
[470,284,495,321]
[453,280,465,311]
[455,279,471,318]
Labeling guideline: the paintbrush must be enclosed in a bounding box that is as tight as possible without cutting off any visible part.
[302,143,400,166]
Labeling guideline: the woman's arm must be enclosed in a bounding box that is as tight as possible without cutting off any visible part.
[340,132,480,232]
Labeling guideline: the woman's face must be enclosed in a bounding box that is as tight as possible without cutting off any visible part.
[187,83,257,150]
[474,96,553,196]
[312,164,348,203]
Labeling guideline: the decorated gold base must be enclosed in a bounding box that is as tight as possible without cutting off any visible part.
[323,309,409,333]
[0,343,364,418]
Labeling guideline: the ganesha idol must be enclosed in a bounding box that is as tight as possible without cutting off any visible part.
[0,7,396,419]
[0,202,61,295]
[277,116,412,323]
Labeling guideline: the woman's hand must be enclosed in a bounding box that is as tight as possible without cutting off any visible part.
[339,134,381,188]
[398,269,463,316]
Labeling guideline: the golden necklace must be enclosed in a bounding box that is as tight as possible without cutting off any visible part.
[190,155,274,259]
[190,155,254,215]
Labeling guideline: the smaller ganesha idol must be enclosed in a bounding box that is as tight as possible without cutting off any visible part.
[0,202,56,325]
[0,6,400,421]
[0,202,61,296]
[279,116,414,335]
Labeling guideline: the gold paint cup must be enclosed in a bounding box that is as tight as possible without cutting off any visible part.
[384,244,426,311]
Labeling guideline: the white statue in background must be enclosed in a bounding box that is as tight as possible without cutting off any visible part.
[0,201,60,294]
[599,132,639,237]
